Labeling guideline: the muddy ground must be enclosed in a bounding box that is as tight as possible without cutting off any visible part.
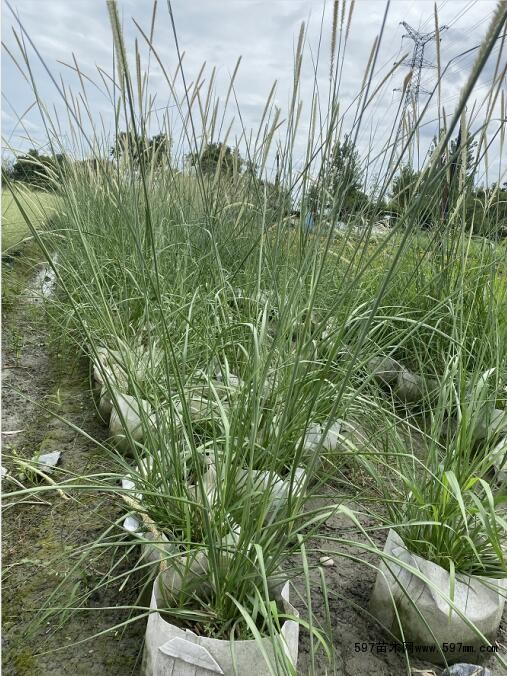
[2,261,506,675]
[291,503,507,675]
[2,263,145,675]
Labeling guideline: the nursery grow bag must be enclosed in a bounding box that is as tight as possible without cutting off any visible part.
[142,570,299,676]
[122,513,176,566]
[394,368,439,403]
[98,385,115,420]
[92,347,127,391]
[395,368,425,402]
[302,420,364,460]
[472,408,507,443]
[109,393,153,453]
[490,435,507,481]
[214,369,244,391]
[368,355,401,386]
[175,394,224,424]
[235,467,306,522]
[303,421,344,454]
[370,529,507,664]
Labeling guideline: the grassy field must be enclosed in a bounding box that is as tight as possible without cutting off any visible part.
[2,186,58,311]
[2,187,57,251]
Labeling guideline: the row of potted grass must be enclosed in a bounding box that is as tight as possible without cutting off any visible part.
[87,302,507,671]
[89,335,321,674]
[6,169,506,670]
[7,168,507,670]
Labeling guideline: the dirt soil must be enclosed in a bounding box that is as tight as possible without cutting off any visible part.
[2,262,506,676]
[2,263,145,675]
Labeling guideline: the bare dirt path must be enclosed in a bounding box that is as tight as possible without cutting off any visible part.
[2,264,145,675]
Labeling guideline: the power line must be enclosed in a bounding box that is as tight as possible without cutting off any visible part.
[389,19,448,169]
[420,0,449,31]
[446,0,479,28]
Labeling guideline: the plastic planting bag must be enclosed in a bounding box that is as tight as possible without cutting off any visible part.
[367,356,439,403]
[99,385,115,420]
[227,288,271,314]
[109,393,153,453]
[302,420,364,461]
[92,347,127,391]
[188,458,218,505]
[94,343,163,391]
[395,368,426,402]
[370,530,507,664]
[213,367,244,391]
[128,346,164,386]
[368,355,401,386]
[472,408,507,443]
[175,394,221,423]
[235,467,306,522]
[303,421,344,453]
[441,665,492,676]
[142,569,299,676]
[122,514,177,566]
[396,368,440,403]
[490,435,507,481]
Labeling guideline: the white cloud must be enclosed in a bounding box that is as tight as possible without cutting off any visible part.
[2,0,504,184]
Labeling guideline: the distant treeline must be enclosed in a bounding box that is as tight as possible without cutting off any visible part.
[2,149,112,191]
[3,133,506,238]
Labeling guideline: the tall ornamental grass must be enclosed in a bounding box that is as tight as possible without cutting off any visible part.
[3,0,507,672]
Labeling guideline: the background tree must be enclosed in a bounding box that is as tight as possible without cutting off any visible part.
[310,134,367,220]
[466,182,507,238]
[388,131,478,228]
[111,131,171,168]
[432,129,477,220]
[390,165,420,212]
[5,148,67,190]
[186,142,243,177]
[328,135,363,196]
[388,164,439,228]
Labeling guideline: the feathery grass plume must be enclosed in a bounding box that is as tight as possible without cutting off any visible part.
[332,0,355,103]
[344,0,354,45]
[293,21,305,93]
[106,0,128,94]
[330,0,339,81]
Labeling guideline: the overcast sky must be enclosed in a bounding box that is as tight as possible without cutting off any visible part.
[2,1,505,186]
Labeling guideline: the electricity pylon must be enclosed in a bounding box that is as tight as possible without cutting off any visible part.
[392,21,447,166]
[399,21,447,119]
